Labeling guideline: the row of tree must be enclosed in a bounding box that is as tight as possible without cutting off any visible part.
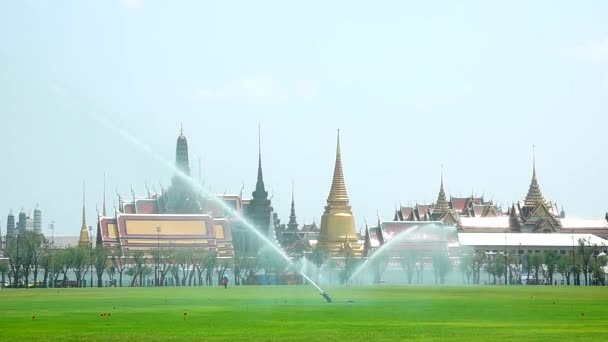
[0,232,294,288]
[1,234,606,288]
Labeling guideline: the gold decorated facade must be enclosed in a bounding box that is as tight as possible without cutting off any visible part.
[98,214,234,257]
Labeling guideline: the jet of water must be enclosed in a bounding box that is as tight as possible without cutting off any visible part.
[88,111,329,295]
[347,225,421,284]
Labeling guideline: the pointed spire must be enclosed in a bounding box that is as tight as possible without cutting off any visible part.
[102,173,107,216]
[79,181,90,247]
[524,145,545,207]
[287,180,298,231]
[327,129,349,205]
[257,124,264,185]
[436,165,449,211]
[82,181,86,230]
[175,126,190,176]
[363,221,371,252]
[252,124,268,198]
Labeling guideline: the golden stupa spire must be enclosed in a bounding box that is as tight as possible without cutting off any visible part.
[327,129,350,206]
[81,181,87,230]
[79,181,90,247]
[318,129,362,257]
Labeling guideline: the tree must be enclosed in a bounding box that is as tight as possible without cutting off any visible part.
[70,247,91,287]
[24,233,48,287]
[108,265,116,285]
[471,251,485,285]
[557,255,572,285]
[38,251,52,288]
[432,250,452,285]
[507,254,520,285]
[400,250,418,285]
[257,246,288,283]
[542,251,560,285]
[340,249,361,285]
[93,247,110,287]
[486,256,505,285]
[10,231,46,288]
[238,256,259,285]
[191,249,206,286]
[307,246,327,283]
[591,254,607,285]
[530,254,544,285]
[216,258,231,286]
[522,254,532,284]
[578,238,594,286]
[203,253,217,286]
[111,250,129,287]
[175,248,193,286]
[129,251,146,287]
[50,248,70,287]
[0,260,8,288]
[5,236,23,287]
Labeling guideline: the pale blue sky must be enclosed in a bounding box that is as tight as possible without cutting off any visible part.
[1,0,607,235]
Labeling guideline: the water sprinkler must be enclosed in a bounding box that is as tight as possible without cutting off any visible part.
[320,292,333,303]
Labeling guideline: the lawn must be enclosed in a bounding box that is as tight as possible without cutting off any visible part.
[1,285,606,341]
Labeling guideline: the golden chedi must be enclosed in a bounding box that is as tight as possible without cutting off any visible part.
[317,130,362,257]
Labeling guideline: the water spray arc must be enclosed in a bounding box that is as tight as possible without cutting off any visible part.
[347,226,421,284]
[87,114,331,301]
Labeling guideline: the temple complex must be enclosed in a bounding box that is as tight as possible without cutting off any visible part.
[317,130,363,257]
[368,149,608,256]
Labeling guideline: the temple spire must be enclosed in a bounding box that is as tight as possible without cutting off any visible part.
[175,126,190,176]
[79,181,90,247]
[524,145,545,207]
[287,180,298,231]
[82,181,86,229]
[436,164,449,211]
[327,129,349,205]
[254,124,267,195]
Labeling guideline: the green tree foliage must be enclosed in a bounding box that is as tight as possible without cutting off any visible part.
[93,247,110,287]
[543,251,560,285]
[557,255,572,285]
[432,250,452,285]
[400,250,418,285]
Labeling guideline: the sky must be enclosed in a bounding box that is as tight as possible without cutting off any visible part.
[1,0,607,236]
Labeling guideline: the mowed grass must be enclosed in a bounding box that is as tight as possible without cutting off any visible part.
[1,286,607,341]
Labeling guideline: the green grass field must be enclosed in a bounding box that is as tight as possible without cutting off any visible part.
[1,285,607,341]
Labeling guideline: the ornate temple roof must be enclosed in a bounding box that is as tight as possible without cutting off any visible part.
[435,169,449,211]
[450,196,485,213]
[524,149,545,207]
